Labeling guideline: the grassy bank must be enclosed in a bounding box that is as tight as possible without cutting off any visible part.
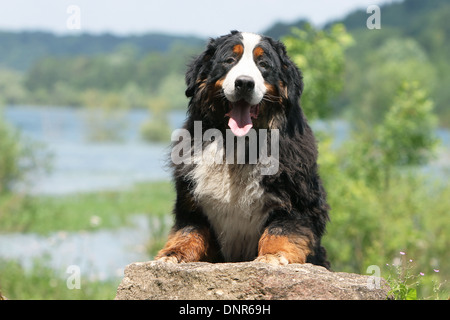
[0,259,119,300]
[0,180,175,300]
[0,181,174,234]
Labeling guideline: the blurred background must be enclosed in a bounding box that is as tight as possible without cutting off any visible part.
[0,0,448,299]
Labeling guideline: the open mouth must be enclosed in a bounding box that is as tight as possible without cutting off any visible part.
[225,100,260,137]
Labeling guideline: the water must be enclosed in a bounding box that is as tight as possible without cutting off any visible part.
[3,105,186,194]
[1,105,183,281]
[0,214,173,281]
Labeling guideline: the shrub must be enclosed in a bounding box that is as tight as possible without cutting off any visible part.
[0,108,51,193]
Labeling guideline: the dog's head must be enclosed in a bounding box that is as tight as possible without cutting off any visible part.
[185,31,305,136]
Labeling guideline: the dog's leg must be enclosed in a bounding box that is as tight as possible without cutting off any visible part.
[155,225,217,263]
[255,228,313,266]
[255,208,318,266]
[156,177,220,263]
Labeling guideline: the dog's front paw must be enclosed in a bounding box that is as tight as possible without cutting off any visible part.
[255,253,289,266]
[154,251,187,264]
[155,255,180,264]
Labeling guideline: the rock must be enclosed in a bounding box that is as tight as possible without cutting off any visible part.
[115,261,391,300]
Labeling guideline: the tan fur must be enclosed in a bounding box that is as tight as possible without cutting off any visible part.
[257,229,312,265]
[155,226,215,262]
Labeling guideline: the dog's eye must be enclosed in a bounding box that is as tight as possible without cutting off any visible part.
[224,57,236,65]
[258,61,270,69]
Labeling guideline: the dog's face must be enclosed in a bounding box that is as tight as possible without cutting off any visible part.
[186,31,304,136]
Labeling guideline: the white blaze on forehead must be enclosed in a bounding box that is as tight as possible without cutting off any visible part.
[240,32,261,58]
[223,32,266,105]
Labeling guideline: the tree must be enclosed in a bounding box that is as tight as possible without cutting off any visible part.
[81,89,129,142]
[0,110,51,193]
[140,98,172,143]
[341,81,438,189]
[377,82,438,187]
[0,69,28,105]
[283,23,353,119]
[345,37,436,127]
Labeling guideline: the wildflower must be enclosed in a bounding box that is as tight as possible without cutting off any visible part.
[419,272,425,276]
[400,251,406,255]
[90,215,102,227]
[409,259,413,262]
[433,269,440,273]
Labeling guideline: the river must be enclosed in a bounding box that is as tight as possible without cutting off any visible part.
[3,105,187,195]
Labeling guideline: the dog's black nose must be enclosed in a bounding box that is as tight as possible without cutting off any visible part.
[235,76,255,93]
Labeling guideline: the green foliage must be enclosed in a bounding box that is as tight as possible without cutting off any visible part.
[0,258,118,300]
[319,133,449,299]
[386,254,420,300]
[81,89,130,142]
[140,98,173,143]
[21,44,195,110]
[0,69,28,105]
[312,49,445,298]
[316,82,447,298]
[0,110,51,193]
[140,114,172,143]
[385,252,448,300]
[0,181,174,234]
[0,181,175,300]
[0,31,204,71]
[378,82,438,168]
[283,23,353,119]
[344,35,436,126]
[337,0,450,125]
[340,82,438,189]
[0,115,22,193]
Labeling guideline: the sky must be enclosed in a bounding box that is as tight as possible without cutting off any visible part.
[0,0,397,37]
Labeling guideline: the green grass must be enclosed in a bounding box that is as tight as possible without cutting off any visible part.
[0,180,176,300]
[0,259,119,300]
[0,180,175,234]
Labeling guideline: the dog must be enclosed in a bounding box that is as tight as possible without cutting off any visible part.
[155,31,330,268]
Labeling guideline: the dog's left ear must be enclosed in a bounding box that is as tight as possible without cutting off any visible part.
[185,39,217,98]
[272,39,306,134]
[273,40,303,107]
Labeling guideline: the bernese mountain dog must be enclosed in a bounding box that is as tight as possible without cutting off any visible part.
[155,31,330,269]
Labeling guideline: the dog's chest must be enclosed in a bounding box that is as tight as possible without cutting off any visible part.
[189,142,269,262]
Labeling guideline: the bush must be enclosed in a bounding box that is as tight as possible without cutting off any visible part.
[140,98,172,143]
[283,23,353,119]
[318,133,449,299]
[0,109,51,194]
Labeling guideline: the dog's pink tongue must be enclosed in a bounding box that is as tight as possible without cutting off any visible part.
[227,101,253,137]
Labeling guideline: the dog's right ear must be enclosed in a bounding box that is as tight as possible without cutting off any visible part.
[185,39,217,98]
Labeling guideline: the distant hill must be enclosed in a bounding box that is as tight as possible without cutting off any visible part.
[0,31,205,71]
[326,0,449,31]
[262,19,309,39]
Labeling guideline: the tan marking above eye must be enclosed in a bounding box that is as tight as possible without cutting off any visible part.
[253,47,264,59]
[232,44,244,56]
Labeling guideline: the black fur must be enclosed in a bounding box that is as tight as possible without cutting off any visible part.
[161,31,330,269]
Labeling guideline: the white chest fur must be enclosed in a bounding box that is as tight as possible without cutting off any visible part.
[188,141,269,262]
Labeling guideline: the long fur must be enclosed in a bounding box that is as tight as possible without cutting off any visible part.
[156,31,331,269]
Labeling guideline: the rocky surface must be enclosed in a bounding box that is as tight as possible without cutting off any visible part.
[115,261,391,300]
